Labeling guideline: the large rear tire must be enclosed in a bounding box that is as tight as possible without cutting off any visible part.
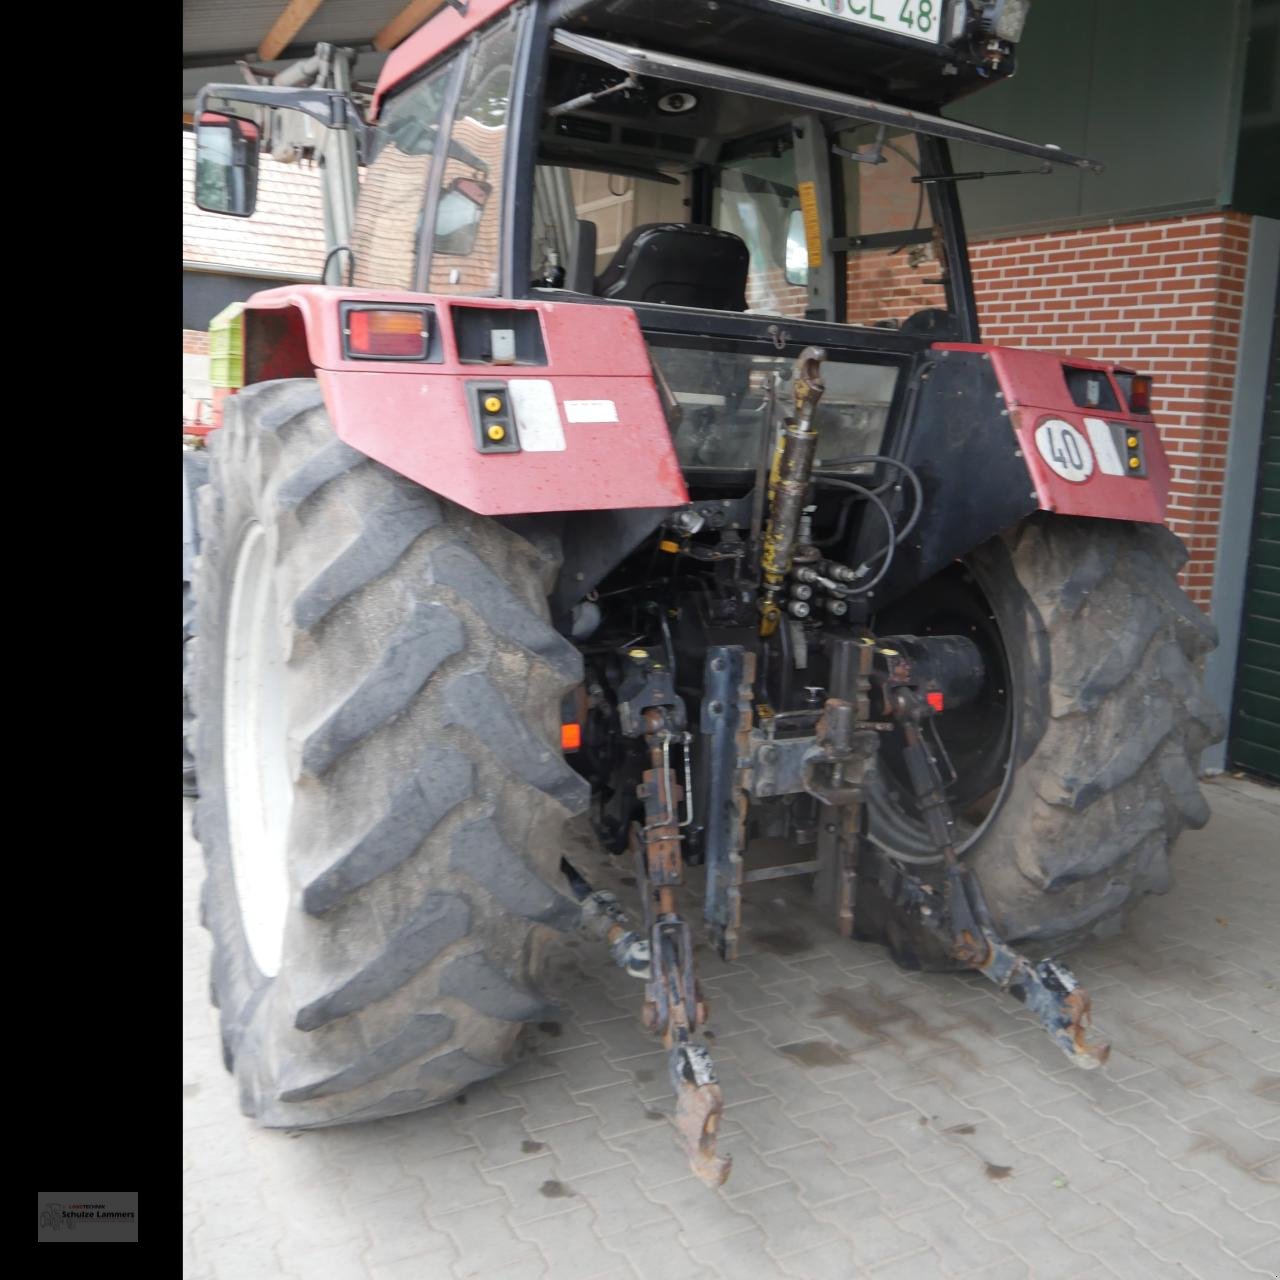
[860,514,1225,964]
[192,379,587,1127]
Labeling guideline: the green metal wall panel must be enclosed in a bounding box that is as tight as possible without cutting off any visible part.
[949,0,1248,237]
[1229,284,1280,780]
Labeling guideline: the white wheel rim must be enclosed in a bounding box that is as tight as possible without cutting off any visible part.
[223,522,292,977]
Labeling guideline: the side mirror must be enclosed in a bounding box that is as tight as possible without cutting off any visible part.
[194,112,261,217]
[434,175,492,256]
[784,207,809,287]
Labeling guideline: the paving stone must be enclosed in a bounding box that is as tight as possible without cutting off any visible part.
[1072,1218,1198,1280]
[793,1104,896,1161]
[1248,1194,1280,1227]
[963,1260,1032,1280]
[575,1164,672,1239]
[920,1157,1033,1227]
[1180,1106,1280,1168]
[1185,1075,1280,1128]
[356,1189,455,1269]
[841,1044,941,1093]
[515,1203,618,1280]
[1164,1183,1280,1257]
[700,971,789,1012]
[368,1257,465,1280]
[987,1057,1078,1111]
[750,1003,848,1050]
[204,1226,294,1280]
[598,1226,712,1280]
[580,1081,670,1140]
[645,1176,757,1247]
[973,1091,1070,1145]
[453,1103,542,1170]
[729,1096,826,1155]
[868,1109,974,1174]
[1239,1238,1280,1275]
[537,1115,635,1180]
[541,1044,634,1095]
[866,1248,947,1278]
[980,1210,1104,1280]
[1077,1178,1201,1250]
[340,1151,428,1210]
[273,1234,373,1280]
[1174,1145,1280,1211]
[735,1059,859,1117]
[260,1177,372,1251]
[710,1134,793,1198]
[812,1073,921,1124]
[837,1148,955,1216]
[602,1121,707,1191]
[998,1167,1116,1237]
[1148,1226,1275,1280]
[498,1075,598,1132]
[476,1151,585,1226]
[433,1201,546,1277]
[404,1148,504,1217]
[759,1141,869,1208]
[189,1171,272,1241]
[726,1179,844,1257]
[689,1225,792,1278]
[776,1236,864,1280]
[896,1199,1019,1275]
[1091,1133,1212,1202]
[813,1195,930,1268]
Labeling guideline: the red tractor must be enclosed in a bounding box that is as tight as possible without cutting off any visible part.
[189,0,1222,1184]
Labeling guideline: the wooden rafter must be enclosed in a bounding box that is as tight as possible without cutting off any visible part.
[257,0,327,62]
[374,0,449,53]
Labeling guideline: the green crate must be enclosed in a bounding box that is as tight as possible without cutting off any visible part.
[208,302,245,388]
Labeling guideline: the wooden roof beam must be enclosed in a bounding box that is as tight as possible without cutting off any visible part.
[374,1,449,53]
[258,0,328,63]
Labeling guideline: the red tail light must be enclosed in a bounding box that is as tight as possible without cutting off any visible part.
[1127,375,1153,415]
[345,307,430,359]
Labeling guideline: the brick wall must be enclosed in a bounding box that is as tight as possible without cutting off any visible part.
[969,212,1252,607]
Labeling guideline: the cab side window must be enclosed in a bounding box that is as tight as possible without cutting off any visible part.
[350,60,457,289]
[428,18,519,295]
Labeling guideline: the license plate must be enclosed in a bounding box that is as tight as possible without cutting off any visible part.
[766,0,943,44]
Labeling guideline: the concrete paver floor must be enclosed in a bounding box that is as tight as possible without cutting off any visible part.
[184,776,1280,1279]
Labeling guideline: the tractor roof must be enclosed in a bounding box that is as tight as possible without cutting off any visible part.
[376,0,1023,116]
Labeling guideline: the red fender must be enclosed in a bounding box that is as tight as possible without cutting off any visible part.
[935,343,1170,525]
[239,285,688,517]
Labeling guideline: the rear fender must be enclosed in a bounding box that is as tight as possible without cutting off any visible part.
[237,285,687,516]
[866,343,1171,608]
[934,343,1170,523]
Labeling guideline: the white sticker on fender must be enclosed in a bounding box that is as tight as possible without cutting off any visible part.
[1034,419,1094,483]
[509,380,565,452]
[564,399,619,424]
[1082,417,1125,476]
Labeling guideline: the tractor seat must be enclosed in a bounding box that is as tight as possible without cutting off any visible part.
[595,223,750,311]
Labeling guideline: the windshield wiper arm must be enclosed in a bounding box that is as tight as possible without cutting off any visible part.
[913,165,1052,183]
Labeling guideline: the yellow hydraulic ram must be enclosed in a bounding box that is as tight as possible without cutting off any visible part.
[759,346,826,636]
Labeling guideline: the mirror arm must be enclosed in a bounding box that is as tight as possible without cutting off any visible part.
[195,84,372,151]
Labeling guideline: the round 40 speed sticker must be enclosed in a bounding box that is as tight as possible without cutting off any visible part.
[1034,418,1094,483]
